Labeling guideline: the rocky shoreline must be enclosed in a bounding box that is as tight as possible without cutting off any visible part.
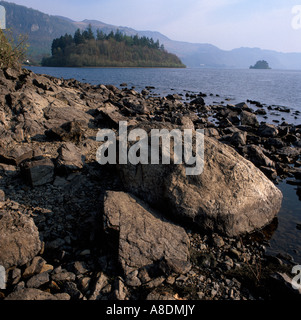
[0,67,300,301]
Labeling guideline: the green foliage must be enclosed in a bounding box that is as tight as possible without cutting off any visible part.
[0,28,28,69]
[42,27,185,68]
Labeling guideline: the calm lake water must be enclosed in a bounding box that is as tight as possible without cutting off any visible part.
[27,66,301,263]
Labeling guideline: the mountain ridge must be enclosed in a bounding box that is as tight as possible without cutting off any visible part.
[1,0,301,69]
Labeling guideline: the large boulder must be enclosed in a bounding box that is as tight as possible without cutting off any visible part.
[116,121,283,237]
[0,211,41,269]
[103,191,191,276]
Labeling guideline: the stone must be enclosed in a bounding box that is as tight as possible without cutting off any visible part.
[21,158,54,187]
[117,122,283,237]
[5,288,58,300]
[46,120,84,143]
[0,211,41,269]
[43,105,93,129]
[89,273,109,300]
[0,189,5,202]
[3,67,20,80]
[258,123,279,137]
[103,191,191,275]
[112,277,128,301]
[0,145,37,166]
[26,272,50,288]
[240,111,259,127]
[97,102,128,129]
[63,282,83,300]
[229,131,247,147]
[23,256,47,278]
[242,145,275,168]
[51,271,76,282]
[56,142,84,174]
[190,97,205,106]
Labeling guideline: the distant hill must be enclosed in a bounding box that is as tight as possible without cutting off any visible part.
[1,1,301,69]
[0,1,77,63]
[41,29,185,68]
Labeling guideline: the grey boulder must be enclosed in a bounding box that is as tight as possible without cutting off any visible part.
[117,122,283,237]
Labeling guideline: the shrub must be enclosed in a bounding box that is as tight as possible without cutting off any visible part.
[0,29,28,69]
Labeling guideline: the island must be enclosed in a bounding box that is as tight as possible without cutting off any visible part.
[249,60,271,69]
[42,26,186,68]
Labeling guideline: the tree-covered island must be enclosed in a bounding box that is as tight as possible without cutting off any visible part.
[42,26,185,68]
[249,60,271,69]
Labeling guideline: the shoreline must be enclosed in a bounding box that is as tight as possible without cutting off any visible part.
[0,67,300,301]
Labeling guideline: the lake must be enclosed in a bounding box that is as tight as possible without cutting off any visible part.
[27,66,301,263]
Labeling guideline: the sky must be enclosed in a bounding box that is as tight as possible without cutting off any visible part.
[4,0,301,53]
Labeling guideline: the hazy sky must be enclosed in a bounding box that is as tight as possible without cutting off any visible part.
[5,0,301,52]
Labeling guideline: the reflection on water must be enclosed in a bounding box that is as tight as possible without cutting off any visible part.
[265,180,301,264]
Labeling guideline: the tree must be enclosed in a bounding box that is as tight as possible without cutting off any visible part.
[82,24,95,40]
[74,29,84,45]
[42,29,185,68]
[96,29,105,41]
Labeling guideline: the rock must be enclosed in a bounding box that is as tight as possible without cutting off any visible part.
[97,102,128,129]
[117,122,283,237]
[0,145,38,166]
[190,97,205,106]
[242,145,275,168]
[146,289,177,300]
[56,142,84,174]
[240,111,259,127]
[0,211,41,269]
[103,191,191,275]
[112,277,128,300]
[21,158,54,187]
[3,67,20,80]
[277,147,301,159]
[89,273,109,300]
[235,102,251,111]
[5,288,58,300]
[23,256,47,278]
[258,123,279,137]
[46,120,84,143]
[204,128,220,139]
[26,272,50,288]
[51,271,76,282]
[0,189,5,202]
[63,282,83,300]
[43,105,93,129]
[229,131,247,147]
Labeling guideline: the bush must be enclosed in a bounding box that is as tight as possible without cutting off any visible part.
[0,29,28,69]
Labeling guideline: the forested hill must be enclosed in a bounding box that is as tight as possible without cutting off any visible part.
[42,27,185,68]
